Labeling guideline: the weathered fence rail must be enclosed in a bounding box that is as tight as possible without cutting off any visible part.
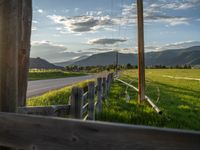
[17,73,114,120]
[0,112,200,150]
[11,72,200,150]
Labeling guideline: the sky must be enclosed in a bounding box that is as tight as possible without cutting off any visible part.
[31,0,200,63]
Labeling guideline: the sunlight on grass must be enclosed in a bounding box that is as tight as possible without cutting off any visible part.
[28,69,88,81]
[27,79,94,106]
[97,69,200,131]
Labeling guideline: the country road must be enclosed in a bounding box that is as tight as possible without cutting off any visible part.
[27,75,97,98]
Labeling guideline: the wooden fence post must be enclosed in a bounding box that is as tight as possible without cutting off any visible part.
[18,0,32,107]
[107,74,111,93]
[88,82,95,120]
[102,77,107,100]
[0,0,19,113]
[70,87,83,119]
[96,77,102,113]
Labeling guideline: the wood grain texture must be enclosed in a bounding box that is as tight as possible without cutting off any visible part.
[17,105,70,117]
[0,112,200,150]
[0,0,19,112]
[102,77,107,100]
[96,78,102,113]
[137,0,145,102]
[18,0,32,107]
[88,82,95,120]
[70,87,83,119]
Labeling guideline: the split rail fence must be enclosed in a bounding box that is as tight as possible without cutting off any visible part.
[0,73,200,150]
[17,73,114,120]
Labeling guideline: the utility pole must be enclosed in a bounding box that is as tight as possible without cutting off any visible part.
[115,51,119,75]
[137,0,145,103]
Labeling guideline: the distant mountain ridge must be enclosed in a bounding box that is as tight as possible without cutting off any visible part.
[54,55,89,67]
[30,57,63,69]
[55,46,200,67]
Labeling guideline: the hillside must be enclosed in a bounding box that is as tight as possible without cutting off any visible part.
[62,46,200,66]
[54,55,89,67]
[30,57,63,69]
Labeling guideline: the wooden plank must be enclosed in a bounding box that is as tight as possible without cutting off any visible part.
[96,78,102,113]
[106,74,111,93]
[88,82,95,120]
[18,0,32,107]
[70,87,83,119]
[17,105,70,117]
[137,0,145,102]
[102,77,107,100]
[0,0,19,112]
[0,112,200,150]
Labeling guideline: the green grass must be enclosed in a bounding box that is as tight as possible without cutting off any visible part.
[97,69,200,131]
[28,69,88,81]
[27,80,93,106]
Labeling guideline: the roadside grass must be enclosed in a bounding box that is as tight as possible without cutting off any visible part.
[97,69,200,131]
[27,80,93,106]
[28,69,88,81]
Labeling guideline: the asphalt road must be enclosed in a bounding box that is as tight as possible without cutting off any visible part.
[27,75,97,98]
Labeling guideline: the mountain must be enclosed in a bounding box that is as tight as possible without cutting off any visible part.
[54,55,89,67]
[29,57,63,69]
[66,46,200,66]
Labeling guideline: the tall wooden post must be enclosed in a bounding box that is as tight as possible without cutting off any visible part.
[18,0,32,107]
[115,51,119,75]
[0,0,20,113]
[137,0,145,103]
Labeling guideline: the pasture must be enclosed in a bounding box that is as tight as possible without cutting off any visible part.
[97,69,200,131]
[27,69,200,130]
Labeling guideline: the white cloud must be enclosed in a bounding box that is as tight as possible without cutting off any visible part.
[37,9,43,13]
[162,0,200,10]
[47,15,117,33]
[32,20,38,24]
[156,41,200,51]
[31,40,93,62]
[87,38,127,45]
[145,41,200,52]
[121,0,194,26]
[32,27,37,31]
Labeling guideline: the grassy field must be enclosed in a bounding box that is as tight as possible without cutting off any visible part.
[28,69,88,81]
[97,69,200,131]
[27,79,93,106]
[27,69,200,131]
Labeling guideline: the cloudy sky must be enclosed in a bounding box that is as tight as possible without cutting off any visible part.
[31,0,200,63]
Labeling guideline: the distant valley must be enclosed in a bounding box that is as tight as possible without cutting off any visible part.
[30,46,200,69]
[55,46,200,67]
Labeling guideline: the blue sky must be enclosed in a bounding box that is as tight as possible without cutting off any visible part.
[31,0,200,63]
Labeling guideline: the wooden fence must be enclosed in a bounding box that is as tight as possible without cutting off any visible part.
[0,112,200,150]
[1,72,200,149]
[17,73,114,120]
